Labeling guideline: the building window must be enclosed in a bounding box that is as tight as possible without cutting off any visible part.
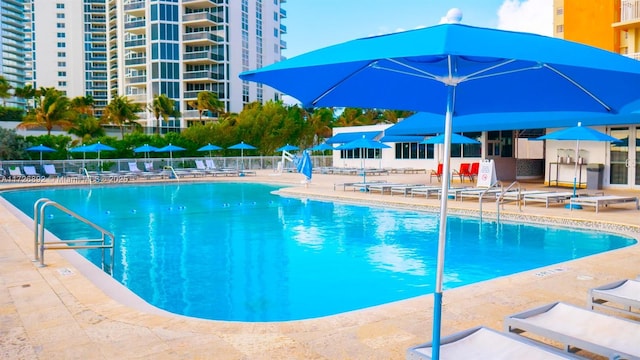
[57,42,66,48]
[57,13,65,19]
[57,52,66,57]
[58,71,66,77]
[58,81,67,87]
[57,61,66,67]
[56,3,64,9]
[394,142,434,160]
[57,32,65,38]
[556,24,563,33]
[56,23,65,28]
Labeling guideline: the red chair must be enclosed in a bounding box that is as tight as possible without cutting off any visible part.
[430,163,443,183]
[453,163,471,182]
[468,162,480,182]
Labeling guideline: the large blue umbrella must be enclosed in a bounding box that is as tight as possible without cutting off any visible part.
[537,122,621,199]
[26,144,55,164]
[155,144,186,167]
[240,22,640,358]
[336,136,390,184]
[421,133,480,145]
[228,142,257,171]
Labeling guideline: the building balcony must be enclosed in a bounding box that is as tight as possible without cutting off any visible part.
[183,32,223,45]
[626,52,640,60]
[124,1,145,17]
[614,0,640,29]
[182,0,217,10]
[125,75,147,85]
[182,12,222,27]
[183,50,224,63]
[125,57,147,66]
[280,8,287,18]
[183,71,222,81]
[124,38,146,49]
[280,24,287,34]
[124,20,146,34]
[126,93,148,103]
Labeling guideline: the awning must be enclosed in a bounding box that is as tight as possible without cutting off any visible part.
[379,135,425,143]
[385,112,640,135]
[325,131,381,144]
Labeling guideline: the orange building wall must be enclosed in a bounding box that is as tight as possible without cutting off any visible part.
[562,0,620,52]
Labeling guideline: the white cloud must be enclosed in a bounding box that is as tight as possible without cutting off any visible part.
[497,0,553,36]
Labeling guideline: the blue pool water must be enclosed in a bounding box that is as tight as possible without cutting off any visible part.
[1,183,635,322]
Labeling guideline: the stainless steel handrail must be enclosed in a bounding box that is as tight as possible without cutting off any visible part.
[496,181,522,223]
[478,181,502,223]
[163,165,180,181]
[33,198,115,274]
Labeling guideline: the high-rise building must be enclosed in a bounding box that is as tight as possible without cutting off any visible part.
[553,0,640,189]
[106,0,286,132]
[25,0,286,130]
[28,0,108,114]
[1,0,28,108]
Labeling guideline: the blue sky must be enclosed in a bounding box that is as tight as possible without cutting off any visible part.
[281,0,553,58]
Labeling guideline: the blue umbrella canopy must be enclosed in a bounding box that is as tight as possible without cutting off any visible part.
[276,144,299,152]
[240,22,640,358]
[156,144,186,167]
[335,137,391,150]
[26,144,55,152]
[421,133,480,144]
[228,141,257,150]
[134,144,159,153]
[84,142,116,152]
[197,143,223,152]
[308,143,335,151]
[26,144,56,164]
[69,145,89,153]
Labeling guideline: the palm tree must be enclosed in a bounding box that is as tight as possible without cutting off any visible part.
[17,87,74,135]
[0,76,12,106]
[102,95,142,137]
[188,91,224,122]
[14,84,38,110]
[148,94,180,134]
[70,94,95,116]
[68,116,106,142]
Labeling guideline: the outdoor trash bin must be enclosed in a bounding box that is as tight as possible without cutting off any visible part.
[586,163,604,190]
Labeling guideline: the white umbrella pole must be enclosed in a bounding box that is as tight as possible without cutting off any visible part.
[432,84,456,360]
[573,140,580,197]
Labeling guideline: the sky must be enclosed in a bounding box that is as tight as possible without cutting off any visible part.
[281,0,554,58]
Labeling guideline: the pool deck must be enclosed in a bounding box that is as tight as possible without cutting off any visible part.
[1,171,639,359]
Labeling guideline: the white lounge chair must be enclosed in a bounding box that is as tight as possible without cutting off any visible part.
[43,164,59,177]
[407,326,577,359]
[589,279,640,318]
[522,192,574,208]
[23,165,41,176]
[569,195,639,213]
[128,161,143,173]
[505,302,640,359]
[8,166,24,178]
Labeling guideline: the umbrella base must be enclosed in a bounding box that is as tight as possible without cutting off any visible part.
[565,203,582,210]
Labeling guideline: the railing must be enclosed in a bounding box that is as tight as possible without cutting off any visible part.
[495,181,522,223]
[163,165,179,180]
[33,198,115,274]
[621,0,640,22]
[478,181,502,223]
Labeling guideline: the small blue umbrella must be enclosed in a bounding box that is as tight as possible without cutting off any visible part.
[134,144,158,159]
[296,150,313,181]
[26,144,55,164]
[228,142,257,171]
[197,143,223,159]
[537,122,621,199]
[276,144,299,152]
[336,136,390,184]
[155,143,186,167]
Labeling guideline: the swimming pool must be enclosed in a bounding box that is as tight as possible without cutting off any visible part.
[1,182,635,322]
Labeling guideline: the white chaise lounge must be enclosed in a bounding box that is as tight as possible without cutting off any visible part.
[407,326,577,359]
[589,279,640,318]
[504,302,640,359]
[569,195,639,213]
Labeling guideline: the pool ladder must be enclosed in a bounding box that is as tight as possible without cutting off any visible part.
[33,198,115,275]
